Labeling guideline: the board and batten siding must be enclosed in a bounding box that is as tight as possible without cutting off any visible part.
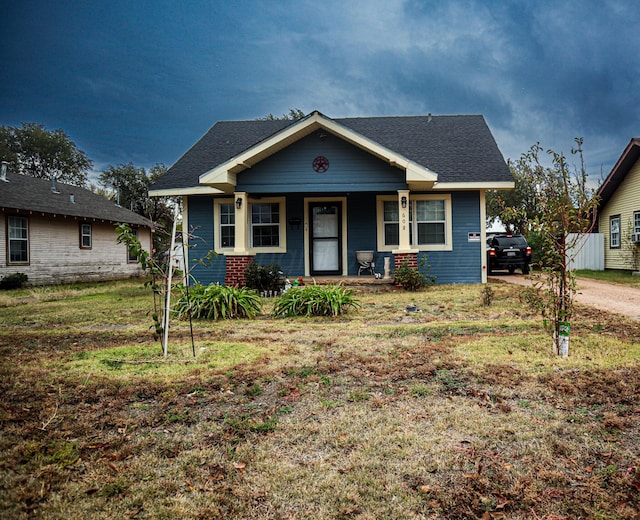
[598,157,640,270]
[237,131,406,193]
[0,214,149,285]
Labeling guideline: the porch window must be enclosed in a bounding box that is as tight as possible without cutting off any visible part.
[382,200,400,246]
[610,215,620,248]
[219,202,235,248]
[80,223,92,249]
[377,194,452,251]
[415,199,445,245]
[251,202,280,248]
[7,215,29,264]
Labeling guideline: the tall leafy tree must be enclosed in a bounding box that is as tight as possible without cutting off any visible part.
[257,108,305,121]
[486,159,541,235]
[0,123,92,186]
[99,162,176,256]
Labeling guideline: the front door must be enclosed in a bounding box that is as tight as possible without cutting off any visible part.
[309,202,342,275]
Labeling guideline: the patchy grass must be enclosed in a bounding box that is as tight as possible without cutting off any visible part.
[0,279,638,519]
[576,269,640,287]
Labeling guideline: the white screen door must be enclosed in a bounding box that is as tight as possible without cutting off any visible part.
[310,203,341,274]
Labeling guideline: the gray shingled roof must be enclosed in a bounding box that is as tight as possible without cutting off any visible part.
[0,173,151,227]
[151,113,512,190]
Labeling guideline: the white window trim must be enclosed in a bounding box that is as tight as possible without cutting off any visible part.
[7,215,29,264]
[376,194,452,252]
[610,215,621,249]
[214,198,236,254]
[80,222,92,249]
[248,196,287,254]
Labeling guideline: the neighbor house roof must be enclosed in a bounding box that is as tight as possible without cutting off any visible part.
[150,111,513,194]
[597,137,640,208]
[0,173,151,227]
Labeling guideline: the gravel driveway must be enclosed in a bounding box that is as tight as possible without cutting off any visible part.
[490,274,640,321]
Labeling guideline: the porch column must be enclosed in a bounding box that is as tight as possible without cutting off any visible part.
[397,189,411,252]
[480,189,488,284]
[233,191,248,253]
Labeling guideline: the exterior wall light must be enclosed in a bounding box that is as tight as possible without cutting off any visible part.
[401,196,407,208]
[235,197,242,209]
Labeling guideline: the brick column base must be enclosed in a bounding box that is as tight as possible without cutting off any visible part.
[225,255,252,287]
[393,252,418,270]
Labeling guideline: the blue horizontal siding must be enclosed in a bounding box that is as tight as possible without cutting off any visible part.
[187,196,225,285]
[238,132,406,193]
[186,190,482,286]
[414,191,482,284]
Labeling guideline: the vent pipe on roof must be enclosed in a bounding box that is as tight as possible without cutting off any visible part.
[0,161,8,182]
[70,193,75,204]
[51,175,59,194]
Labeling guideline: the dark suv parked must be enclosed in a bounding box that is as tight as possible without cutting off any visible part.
[487,234,532,274]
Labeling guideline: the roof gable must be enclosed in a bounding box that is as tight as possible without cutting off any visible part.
[597,137,640,208]
[0,173,151,227]
[198,111,438,193]
[150,111,513,195]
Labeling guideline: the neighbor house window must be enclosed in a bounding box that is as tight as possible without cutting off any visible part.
[80,223,92,249]
[377,194,452,251]
[251,202,280,248]
[219,202,235,248]
[634,211,640,234]
[128,228,139,262]
[610,215,621,248]
[7,215,29,264]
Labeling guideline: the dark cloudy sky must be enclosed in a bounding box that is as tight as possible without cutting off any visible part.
[2,0,638,182]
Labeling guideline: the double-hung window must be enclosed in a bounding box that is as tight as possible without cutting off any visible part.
[610,215,621,248]
[219,202,235,249]
[377,195,451,251]
[634,211,640,235]
[382,200,400,246]
[7,215,29,264]
[251,202,280,248]
[80,223,92,249]
[415,199,446,245]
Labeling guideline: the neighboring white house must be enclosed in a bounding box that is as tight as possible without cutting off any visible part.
[0,171,153,285]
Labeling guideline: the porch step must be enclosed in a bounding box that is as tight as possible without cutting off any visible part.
[299,276,397,292]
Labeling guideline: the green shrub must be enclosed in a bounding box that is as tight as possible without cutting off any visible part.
[174,283,262,320]
[244,259,284,294]
[393,257,435,291]
[0,272,28,290]
[272,284,360,318]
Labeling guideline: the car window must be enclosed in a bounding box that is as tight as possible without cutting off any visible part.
[495,236,527,247]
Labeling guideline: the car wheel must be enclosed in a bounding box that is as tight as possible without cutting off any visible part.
[508,265,516,274]
[522,265,530,274]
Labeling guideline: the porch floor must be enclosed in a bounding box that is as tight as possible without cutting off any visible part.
[297,275,397,291]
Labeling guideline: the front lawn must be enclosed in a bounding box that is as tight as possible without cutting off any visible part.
[0,280,638,519]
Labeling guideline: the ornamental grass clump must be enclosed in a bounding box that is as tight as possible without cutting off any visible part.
[272,284,360,318]
[174,283,262,320]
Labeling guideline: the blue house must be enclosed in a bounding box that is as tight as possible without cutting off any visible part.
[149,111,513,286]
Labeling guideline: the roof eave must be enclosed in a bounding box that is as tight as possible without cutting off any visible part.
[596,137,640,208]
[149,186,224,197]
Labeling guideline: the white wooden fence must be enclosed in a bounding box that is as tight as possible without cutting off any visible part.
[566,233,604,271]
